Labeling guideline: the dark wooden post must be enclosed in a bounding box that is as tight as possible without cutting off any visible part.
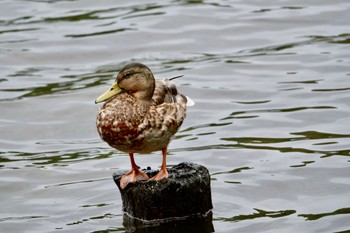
[113,162,214,231]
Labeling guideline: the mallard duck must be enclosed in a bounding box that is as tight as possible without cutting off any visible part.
[95,62,191,189]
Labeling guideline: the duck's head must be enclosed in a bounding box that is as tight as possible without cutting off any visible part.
[95,62,155,104]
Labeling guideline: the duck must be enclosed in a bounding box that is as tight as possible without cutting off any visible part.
[95,62,192,189]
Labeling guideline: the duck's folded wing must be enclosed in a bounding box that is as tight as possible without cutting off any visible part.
[153,79,193,106]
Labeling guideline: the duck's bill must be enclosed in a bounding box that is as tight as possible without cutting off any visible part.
[95,82,122,104]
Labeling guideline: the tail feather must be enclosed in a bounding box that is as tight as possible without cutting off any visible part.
[185,96,195,106]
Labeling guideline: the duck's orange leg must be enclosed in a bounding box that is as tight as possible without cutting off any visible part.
[150,147,169,181]
[120,153,149,189]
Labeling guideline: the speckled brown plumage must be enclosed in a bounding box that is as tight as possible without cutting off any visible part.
[95,62,189,189]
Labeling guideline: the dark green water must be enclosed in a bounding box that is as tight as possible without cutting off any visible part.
[1,0,350,232]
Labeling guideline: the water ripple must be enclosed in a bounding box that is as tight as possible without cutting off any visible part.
[299,207,350,221]
[215,208,296,222]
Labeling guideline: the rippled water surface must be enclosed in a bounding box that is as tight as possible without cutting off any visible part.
[1,0,350,232]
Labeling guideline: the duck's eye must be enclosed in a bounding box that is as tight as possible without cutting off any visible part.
[125,72,132,78]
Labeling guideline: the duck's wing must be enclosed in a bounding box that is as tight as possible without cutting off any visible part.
[153,79,193,106]
[143,80,188,136]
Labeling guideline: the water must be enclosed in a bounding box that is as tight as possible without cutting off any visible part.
[1,0,350,232]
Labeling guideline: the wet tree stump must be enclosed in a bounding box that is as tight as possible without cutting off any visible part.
[113,162,213,224]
